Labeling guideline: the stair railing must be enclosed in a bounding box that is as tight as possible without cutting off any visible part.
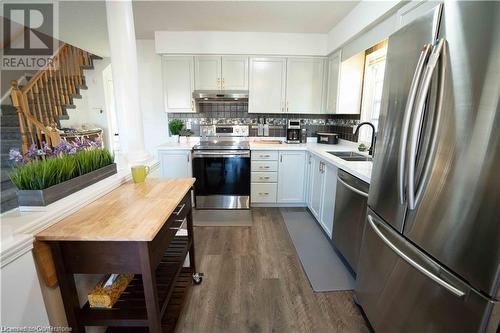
[9,43,95,153]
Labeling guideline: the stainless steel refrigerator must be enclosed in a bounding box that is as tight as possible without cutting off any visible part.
[355,2,500,332]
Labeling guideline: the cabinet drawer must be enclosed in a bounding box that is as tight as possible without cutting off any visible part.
[251,161,278,172]
[251,172,278,183]
[251,183,277,203]
[252,151,279,161]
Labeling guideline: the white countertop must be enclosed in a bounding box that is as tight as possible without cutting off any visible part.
[157,137,372,183]
[157,137,200,150]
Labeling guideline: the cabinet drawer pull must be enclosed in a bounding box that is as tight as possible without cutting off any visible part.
[260,155,270,158]
[259,166,270,169]
[173,203,186,216]
[259,177,270,180]
[258,192,269,196]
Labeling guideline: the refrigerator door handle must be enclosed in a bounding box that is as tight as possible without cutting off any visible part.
[398,44,433,205]
[367,214,466,298]
[408,38,447,210]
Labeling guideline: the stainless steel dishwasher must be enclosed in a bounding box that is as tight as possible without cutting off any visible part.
[332,169,369,274]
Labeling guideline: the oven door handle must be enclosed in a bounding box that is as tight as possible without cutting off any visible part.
[193,151,250,158]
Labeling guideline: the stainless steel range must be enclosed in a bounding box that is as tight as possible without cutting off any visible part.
[192,125,250,209]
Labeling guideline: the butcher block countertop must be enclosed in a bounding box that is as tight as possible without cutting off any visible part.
[36,178,195,242]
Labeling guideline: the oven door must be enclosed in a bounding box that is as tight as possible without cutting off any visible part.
[192,150,250,209]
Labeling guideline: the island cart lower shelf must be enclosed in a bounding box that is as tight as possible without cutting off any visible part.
[105,268,193,333]
[80,236,192,328]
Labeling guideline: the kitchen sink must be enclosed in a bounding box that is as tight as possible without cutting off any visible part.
[328,151,373,162]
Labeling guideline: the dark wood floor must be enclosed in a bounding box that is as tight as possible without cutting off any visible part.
[176,208,370,333]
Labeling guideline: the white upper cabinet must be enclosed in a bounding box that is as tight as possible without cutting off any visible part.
[194,56,221,90]
[221,56,249,90]
[162,56,195,113]
[325,50,342,114]
[195,56,249,90]
[286,57,324,114]
[277,151,306,203]
[249,57,287,114]
[337,52,365,114]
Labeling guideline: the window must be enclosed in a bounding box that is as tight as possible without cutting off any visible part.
[359,40,388,144]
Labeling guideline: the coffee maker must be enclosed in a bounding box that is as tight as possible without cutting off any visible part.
[286,119,301,143]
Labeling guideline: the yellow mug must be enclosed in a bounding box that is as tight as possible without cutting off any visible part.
[131,165,150,183]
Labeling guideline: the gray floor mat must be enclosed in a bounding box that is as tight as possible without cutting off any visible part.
[281,210,355,292]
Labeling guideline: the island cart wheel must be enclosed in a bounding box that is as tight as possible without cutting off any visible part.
[193,272,204,285]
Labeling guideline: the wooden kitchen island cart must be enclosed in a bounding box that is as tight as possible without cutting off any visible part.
[36,178,200,333]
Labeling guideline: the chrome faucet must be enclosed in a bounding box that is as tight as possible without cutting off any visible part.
[354,122,376,156]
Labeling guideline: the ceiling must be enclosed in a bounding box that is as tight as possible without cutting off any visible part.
[56,1,359,56]
[132,1,359,38]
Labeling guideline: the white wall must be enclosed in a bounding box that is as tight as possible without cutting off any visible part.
[137,39,169,158]
[155,31,328,56]
[59,58,112,149]
[1,252,50,327]
[327,1,402,54]
[59,41,168,159]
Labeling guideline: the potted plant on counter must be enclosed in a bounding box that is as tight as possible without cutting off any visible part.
[178,128,193,143]
[9,138,116,208]
[168,119,183,142]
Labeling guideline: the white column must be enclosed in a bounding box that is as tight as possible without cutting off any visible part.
[105,0,151,166]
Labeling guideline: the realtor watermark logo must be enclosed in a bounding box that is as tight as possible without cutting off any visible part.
[1,1,59,70]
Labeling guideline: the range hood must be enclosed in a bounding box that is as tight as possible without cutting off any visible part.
[192,90,248,102]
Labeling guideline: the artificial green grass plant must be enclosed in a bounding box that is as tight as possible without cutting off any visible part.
[10,148,114,190]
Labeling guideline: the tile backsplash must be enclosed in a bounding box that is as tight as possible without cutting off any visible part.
[169,102,361,142]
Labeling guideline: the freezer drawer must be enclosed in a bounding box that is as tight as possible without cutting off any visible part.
[355,209,499,333]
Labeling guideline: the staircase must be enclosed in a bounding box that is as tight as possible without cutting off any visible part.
[1,43,101,213]
[1,104,22,212]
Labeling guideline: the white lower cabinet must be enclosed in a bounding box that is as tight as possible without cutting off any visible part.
[277,151,306,203]
[319,163,338,236]
[251,172,278,183]
[307,153,338,237]
[308,154,323,220]
[251,183,277,203]
[251,160,278,172]
[251,150,306,205]
[251,150,279,203]
[159,151,192,178]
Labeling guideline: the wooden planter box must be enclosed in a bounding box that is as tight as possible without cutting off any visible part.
[17,163,117,207]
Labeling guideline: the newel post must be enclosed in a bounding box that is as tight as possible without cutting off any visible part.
[10,80,30,154]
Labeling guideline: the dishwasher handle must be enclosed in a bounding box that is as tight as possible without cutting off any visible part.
[337,173,368,198]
